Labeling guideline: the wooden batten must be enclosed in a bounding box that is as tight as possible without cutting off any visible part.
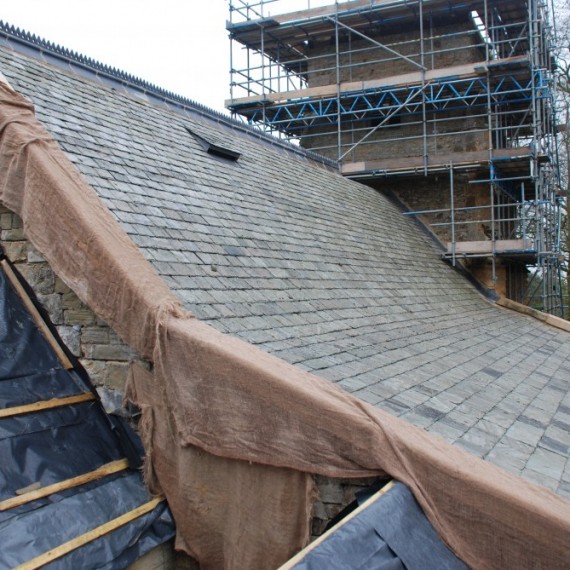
[14,498,164,570]
[0,393,96,419]
[0,459,129,512]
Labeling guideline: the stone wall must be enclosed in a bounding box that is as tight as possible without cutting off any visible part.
[300,16,487,162]
[307,112,487,162]
[306,18,484,87]
[375,176,524,297]
[312,475,380,537]
[375,174,492,244]
[0,204,138,405]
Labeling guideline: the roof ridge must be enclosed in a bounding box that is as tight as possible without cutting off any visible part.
[0,20,337,169]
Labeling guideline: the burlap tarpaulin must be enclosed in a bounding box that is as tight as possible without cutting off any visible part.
[0,79,569,570]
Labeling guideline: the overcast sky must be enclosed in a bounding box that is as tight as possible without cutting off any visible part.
[1,1,231,112]
[0,1,335,114]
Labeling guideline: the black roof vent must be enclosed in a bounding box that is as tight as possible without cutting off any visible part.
[185,127,241,161]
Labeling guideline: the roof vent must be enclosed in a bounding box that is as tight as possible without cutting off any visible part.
[185,127,241,161]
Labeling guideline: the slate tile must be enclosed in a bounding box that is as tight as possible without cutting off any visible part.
[486,436,534,471]
[538,435,569,456]
[518,414,548,430]
[557,481,570,500]
[525,448,566,481]
[415,405,446,421]
[521,468,559,492]
[427,421,465,443]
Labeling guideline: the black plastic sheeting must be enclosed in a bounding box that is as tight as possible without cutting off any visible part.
[290,482,469,570]
[0,259,175,568]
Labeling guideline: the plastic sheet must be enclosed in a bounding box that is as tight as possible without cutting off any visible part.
[290,482,469,570]
[0,261,175,568]
[0,256,72,381]
[0,473,173,569]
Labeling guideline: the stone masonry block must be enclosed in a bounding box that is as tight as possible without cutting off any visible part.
[27,246,46,263]
[311,517,327,538]
[37,293,64,325]
[55,276,72,294]
[81,326,110,345]
[104,361,129,391]
[56,325,81,356]
[0,213,12,230]
[108,329,127,345]
[17,263,55,295]
[61,290,88,310]
[316,479,345,504]
[311,501,327,521]
[65,308,97,326]
[11,214,23,229]
[323,502,345,519]
[1,227,25,241]
[82,343,137,361]
[81,358,106,386]
[311,475,381,538]
[3,241,27,262]
[96,386,128,416]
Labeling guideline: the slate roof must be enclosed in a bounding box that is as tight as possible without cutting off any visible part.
[0,28,569,499]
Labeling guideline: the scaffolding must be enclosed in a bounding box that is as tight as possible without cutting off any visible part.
[227,0,565,316]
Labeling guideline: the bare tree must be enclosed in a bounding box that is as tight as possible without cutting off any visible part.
[554,0,570,314]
